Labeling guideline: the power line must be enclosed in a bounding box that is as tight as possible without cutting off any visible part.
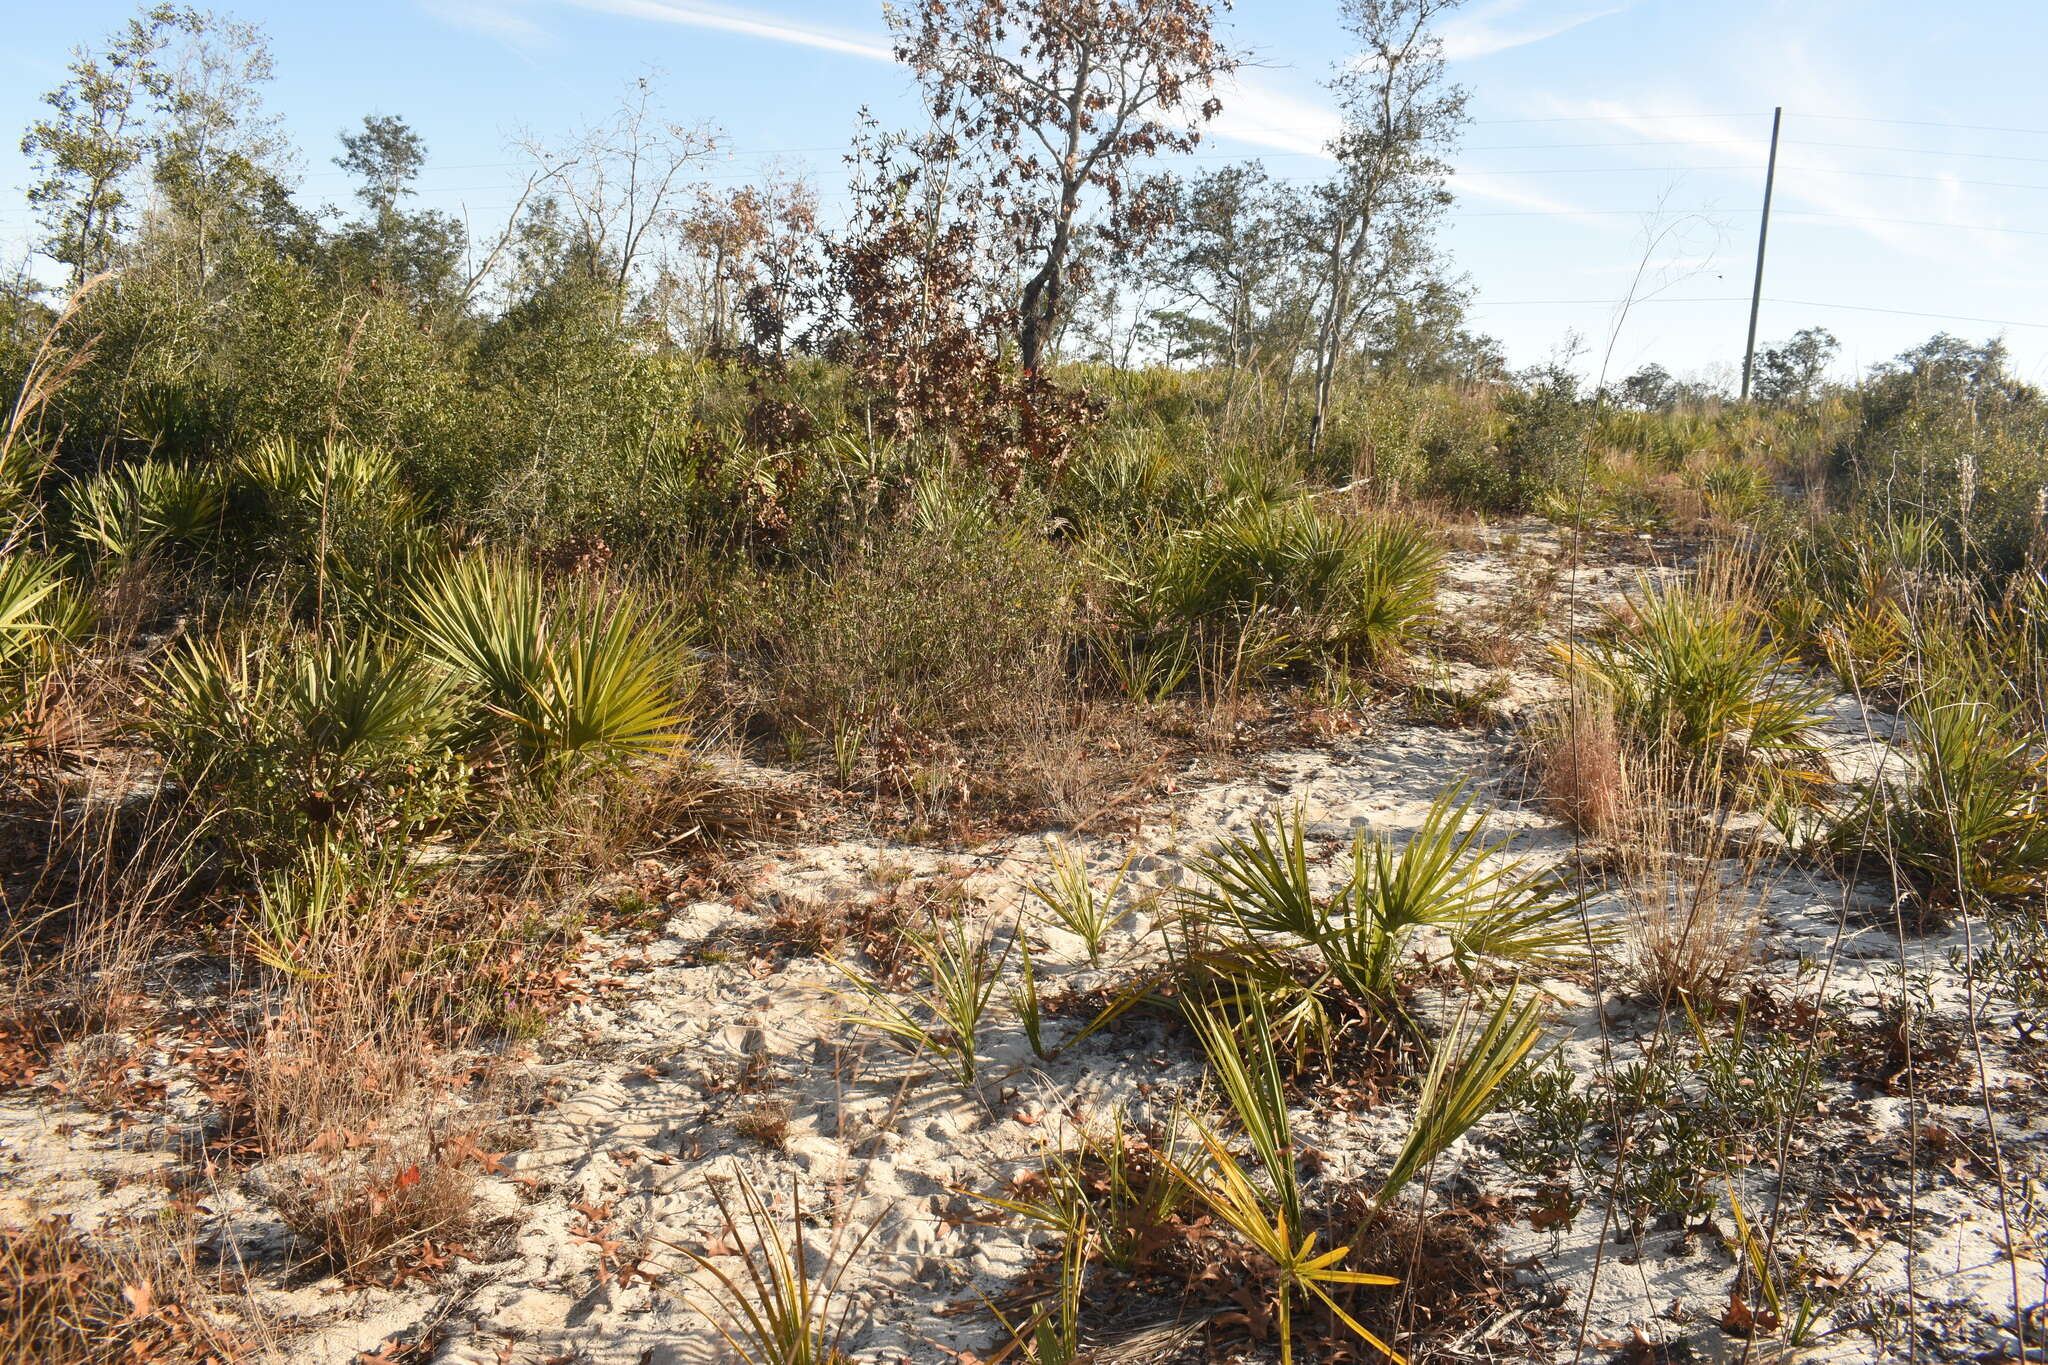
[1787,111,2048,139]
[1467,112,1761,126]
[1465,110,2048,140]
[1788,164,2048,192]
[1786,138,2048,167]
[1764,296,2048,331]
[1444,207,2048,238]
[1777,210,2048,238]
[1467,295,1748,307]
[1462,292,2048,333]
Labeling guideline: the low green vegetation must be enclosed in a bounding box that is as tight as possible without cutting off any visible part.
[5,3,2046,1363]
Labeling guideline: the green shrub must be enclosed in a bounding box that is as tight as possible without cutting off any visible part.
[1561,575,1827,790]
[1494,366,1592,511]
[1833,334,2048,575]
[406,555,692,790]
[142,631,469,866]
[1831,666,2048,912]
[1102,498,1439,693]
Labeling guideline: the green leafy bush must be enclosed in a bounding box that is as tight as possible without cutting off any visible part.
[1102,498,1440,694]
[1491,365,1591,512]
[1833,334,2047,575]
[143,631,469,865]
[406,555,691,789]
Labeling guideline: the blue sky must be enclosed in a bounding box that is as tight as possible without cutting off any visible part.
[5,0,2047,385]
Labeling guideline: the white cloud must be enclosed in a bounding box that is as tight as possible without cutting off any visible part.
[1208,73,1341,159]
[1453,170,1604,225]
[512,0,1612,229]
[556,0,894,62]
[1506,33,2029,271]
[1209,74,1615,226]
[423,0,551,48]
[1439,0,1628,61]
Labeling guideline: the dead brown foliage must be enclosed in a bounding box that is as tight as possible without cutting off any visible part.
[0,1216,248,1364]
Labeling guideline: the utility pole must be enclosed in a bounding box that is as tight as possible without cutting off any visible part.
[1741,106,1783,401]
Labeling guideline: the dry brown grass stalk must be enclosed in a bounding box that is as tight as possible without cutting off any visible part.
[0,1213,253,1364]
[1529,692,1628,838]
[1614,755,1766,1011]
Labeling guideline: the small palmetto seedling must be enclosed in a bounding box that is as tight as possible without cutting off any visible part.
[1376,991,1544,1205]
[1187,783,1590,1020]
[1027,838,1136,965]
[1010,925,1052,1060]
[832,913,1014,1084]
[986,1109,1189,1274]
[669,1167,868,1365]
[989,1209,1089,1365]
[1171,993,1406,1365]
[247,845,376,977]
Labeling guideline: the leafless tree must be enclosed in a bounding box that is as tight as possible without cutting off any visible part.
[1300,0,1467,457]
[516,75,719,309]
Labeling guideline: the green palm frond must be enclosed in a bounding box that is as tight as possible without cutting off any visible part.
[0,553,86,744]
[65,459,226,563]
[1559,576,1828,785]
[1186,784,1592,1015]
[1377,991,1544,1204]
[1171,991,1407,1365]
[668,1168,867,1365]
[407,555,690,782]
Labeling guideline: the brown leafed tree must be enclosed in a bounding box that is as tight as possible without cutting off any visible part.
[818,114,1100,493]
[890,0,1236,375]
[666,172,818,361]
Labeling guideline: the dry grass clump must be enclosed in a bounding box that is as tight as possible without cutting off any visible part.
[0,768,206,1099]
[1527,692,1627,837]
[0,1215,247,1364]
[1614,761,1764,1011]
[1530,687,1762,1008]
[269,1144,480,1286]
[247,1000,483,1285]
[526,753,804,886]
[731,1098,793,1149]
[228,887,544,1285]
